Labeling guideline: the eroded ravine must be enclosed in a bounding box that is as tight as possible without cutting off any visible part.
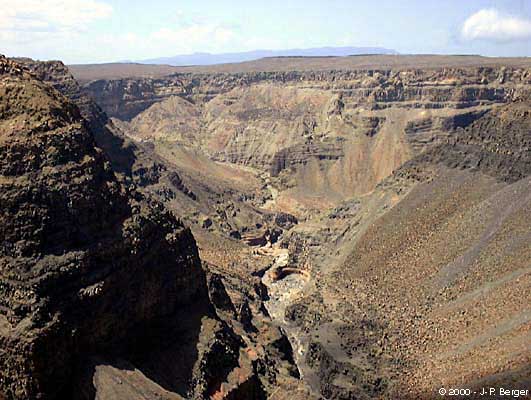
[260,246,312,378]
[15,56,528,399]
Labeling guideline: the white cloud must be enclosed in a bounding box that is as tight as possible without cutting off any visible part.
[150,25,236,49]
[86,24,239,62]
[461,8,531,42]
[0,0,112,60]
[0,0,112,34]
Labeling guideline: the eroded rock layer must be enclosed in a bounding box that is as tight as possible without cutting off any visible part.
[79,66,531,121]
[77,63,531,214]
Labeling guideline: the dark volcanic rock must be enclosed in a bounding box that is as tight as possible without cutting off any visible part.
[0,56,206,399]
[306,342,386,400]
[408,102,531,183]
[207,272,237,316]
[167,171,197,200]
[274,212,298,229]
[14,58,140,178]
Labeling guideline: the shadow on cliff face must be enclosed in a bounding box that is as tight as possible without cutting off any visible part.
[127,302,211,396]
[71,298,215,399]
[91,123,138,178]
[69,290,252,400]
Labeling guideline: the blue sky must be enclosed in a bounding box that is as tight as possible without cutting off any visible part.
[1,0,530,63]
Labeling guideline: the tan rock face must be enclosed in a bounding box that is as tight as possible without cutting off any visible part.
[88,65,530,212]
[121,85,412,206]
[203,85,335,160]
[129,95,202,143]
[277,102,531,399]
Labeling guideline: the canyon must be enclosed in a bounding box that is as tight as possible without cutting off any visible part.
[1,54,530,399]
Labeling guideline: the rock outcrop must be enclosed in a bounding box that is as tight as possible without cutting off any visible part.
[0,56,235,399]
[1,55,309,400]
[14,58,143,179]
[410,101,531,183]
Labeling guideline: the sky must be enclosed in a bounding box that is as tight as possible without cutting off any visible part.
[1,0,530,64]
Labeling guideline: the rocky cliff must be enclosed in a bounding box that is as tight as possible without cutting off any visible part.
[411,101,531,182]
[80,66,531,121]
[14,58,146,179]
[0,55,211,399]
[2,55,313,400]
[75,64,531,211]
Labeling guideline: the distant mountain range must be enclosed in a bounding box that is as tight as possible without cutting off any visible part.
[136,46,398,66]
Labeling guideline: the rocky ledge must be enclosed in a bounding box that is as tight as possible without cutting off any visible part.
[78,66,531,121]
